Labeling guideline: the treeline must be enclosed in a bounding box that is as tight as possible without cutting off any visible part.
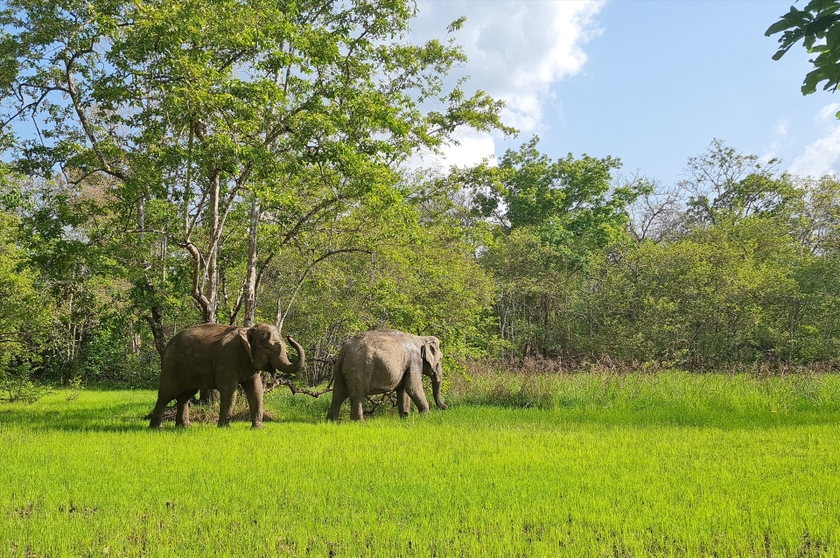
[479,139,840,369]
[1,1,839,397]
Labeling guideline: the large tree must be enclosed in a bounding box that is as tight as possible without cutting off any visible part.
[0,0,510,355]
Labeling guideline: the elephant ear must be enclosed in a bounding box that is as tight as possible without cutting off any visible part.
[421,340,442,369]
[239,329,256,367]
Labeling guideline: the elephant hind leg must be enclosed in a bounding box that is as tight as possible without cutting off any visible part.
[327,371,348,422]
[217,386,237,427]
[175,390,198,427]
[149,390,175,428]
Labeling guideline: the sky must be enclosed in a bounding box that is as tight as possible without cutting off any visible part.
[407,0,840,187]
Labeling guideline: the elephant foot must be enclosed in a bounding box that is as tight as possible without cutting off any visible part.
[437,403,449,410]
[399,412,409,419]
[148,422,162,429]
[251,422,264,429]
[175,422,190,428]
[217,421,231,428]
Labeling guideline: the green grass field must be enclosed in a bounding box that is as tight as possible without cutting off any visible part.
[2,371,840,557]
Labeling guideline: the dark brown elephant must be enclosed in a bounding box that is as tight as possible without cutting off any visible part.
[148,323,304,429]
[327,329,447,422]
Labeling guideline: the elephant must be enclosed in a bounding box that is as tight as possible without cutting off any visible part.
[327,329,448,422]
[148,323,304,429]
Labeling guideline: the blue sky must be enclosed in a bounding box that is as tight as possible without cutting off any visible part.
[410,0,840,187]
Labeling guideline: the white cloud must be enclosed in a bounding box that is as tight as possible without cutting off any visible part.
[408,130,497,170]
[789,125,840,177]
[817,103,840,122]
[761,119,789,165]
[409,0,604,166]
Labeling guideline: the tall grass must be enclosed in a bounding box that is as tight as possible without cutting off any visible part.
[449,363,840,425]
[1,371,840,556]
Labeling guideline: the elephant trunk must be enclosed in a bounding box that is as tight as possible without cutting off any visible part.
[431,373,448,410]
[274,336,305,375]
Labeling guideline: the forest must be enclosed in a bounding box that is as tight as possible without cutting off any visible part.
[1,0,840,402]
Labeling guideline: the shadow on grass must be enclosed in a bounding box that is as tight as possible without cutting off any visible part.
[0,402,151,433]
[0,389,333,433]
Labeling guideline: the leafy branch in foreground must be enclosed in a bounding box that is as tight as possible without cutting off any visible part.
[767,0,840,105]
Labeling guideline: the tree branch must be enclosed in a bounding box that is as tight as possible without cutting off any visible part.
[271,376,332,398]
[276,248,371,329]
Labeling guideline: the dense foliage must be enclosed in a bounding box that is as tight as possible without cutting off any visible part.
[0,0,509,392]
[464,139,840,369]
[1,1,840,395]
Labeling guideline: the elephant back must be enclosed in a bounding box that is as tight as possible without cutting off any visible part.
[162,324,244,372]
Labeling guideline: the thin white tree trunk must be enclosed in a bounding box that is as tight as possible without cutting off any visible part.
[243,196,260,327]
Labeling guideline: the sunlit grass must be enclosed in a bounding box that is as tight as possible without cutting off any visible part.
[1,372,840,556]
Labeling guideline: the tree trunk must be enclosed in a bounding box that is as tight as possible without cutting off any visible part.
[183,169,222,325]
[197,170,223,403]
[144,308,167,358]
[243,196,260,327]
[137,193,169,359]
[204,169,221,324]
[142,273,168,358]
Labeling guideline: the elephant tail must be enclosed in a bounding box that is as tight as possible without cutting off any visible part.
[329,350,344,390]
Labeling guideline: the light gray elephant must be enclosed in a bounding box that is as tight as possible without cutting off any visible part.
[327,329,448,422]
[148,323,304,429]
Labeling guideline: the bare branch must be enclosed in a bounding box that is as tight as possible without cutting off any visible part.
[276,248,371,329]
[271,376,332,398]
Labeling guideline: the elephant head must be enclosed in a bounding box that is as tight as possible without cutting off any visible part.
[240,323,305,376]
[420,336,447,410]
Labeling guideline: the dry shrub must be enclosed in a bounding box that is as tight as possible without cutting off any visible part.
[716,360,840,378]
[447,359,563,409]
[460,356,667,377]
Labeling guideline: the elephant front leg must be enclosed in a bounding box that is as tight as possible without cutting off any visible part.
[241,375,264,429]
[217,386,237,427]
[405,376,430,415]
[431,375,448,410]
[349,396,365,422]
[396,385,411,418]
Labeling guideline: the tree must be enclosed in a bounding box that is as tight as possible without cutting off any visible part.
[601,217,804,367]
[264,168,498,384]
[767,0,840,105]
[679,139,797,228]
[0,181,55,400]
[0,0,510,358]
[791,175,840,256]
[454,137,645,357]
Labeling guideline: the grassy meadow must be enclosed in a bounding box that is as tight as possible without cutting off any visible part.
[2,370,840,557]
